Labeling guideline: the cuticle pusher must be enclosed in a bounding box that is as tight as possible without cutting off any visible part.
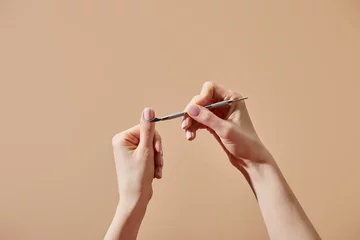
[150,96,248,123]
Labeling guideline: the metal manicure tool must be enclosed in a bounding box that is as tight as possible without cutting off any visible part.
[150,96,248,123]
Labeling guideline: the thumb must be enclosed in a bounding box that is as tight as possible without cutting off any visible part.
[139,107,156,149]
[187,105,230,138]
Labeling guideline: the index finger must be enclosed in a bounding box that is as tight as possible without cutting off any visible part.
[199,82,230,103]
[182,82,229,130]
[184,81,227,111]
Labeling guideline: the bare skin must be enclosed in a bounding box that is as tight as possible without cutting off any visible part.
[105,82,321,240]
[104,108,163,240]
[182,82,321,240]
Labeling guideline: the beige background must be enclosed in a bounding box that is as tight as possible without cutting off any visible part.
[1,0,360,239]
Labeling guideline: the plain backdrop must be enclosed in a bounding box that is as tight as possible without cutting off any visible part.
[1,1,359,239]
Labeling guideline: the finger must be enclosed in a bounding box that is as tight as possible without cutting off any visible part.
[115,125,161,145]
[154,131,162,153]
[182,81,230,130]
[139,108,156,149]
[112,124,140,147]
[153,130,163,179]
[200,81,229,102]
[182,94,217,130]
[154,166,162,179]
[185,129,196,141]
[183,114,206,132]
[182,95,201,130]
[113,124,164,151]
[154,150,163,179]
[184,106,225,138]
[185,120,209,141]
[181,116,192,130]
[187,104,231,139]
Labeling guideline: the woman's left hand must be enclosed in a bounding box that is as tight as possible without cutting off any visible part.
[111,108,163,204]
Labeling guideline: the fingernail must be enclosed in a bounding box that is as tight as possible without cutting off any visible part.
[188,105,200,116]
[181,119,186,129]
[186,131,192,140]
[155,141,161,152]
[158,168,162,178]
[143,108,154,121]
[181,118,190,129]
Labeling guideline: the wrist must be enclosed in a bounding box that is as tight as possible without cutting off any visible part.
[240,154,281,185]
[245,161,278,180]
[118,186,153,206]
[108,194,150,240]
[237,160,281,201]
[118,194,150,212]
[115,196,149,224]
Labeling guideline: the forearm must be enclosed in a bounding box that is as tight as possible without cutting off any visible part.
[104,197,148,240]
[244,159,321,240]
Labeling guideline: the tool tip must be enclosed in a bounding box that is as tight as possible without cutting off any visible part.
[150,117,161,122]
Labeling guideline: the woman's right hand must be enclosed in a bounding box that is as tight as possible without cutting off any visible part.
[182,82,274,172]
[183,82,322,240]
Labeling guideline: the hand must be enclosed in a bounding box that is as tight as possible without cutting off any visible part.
[112,108,163,204]
[181,83,322,240]
[182,82,273,172]
[105,108,163,240]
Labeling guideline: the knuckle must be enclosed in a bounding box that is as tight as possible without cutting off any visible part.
[191,95,201,102]
[229,90,243,99]
[201,82,215,100]
[203,81,214,88]
[190,95,196,101]
[111,132,124,146]
[185,95,201,110]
